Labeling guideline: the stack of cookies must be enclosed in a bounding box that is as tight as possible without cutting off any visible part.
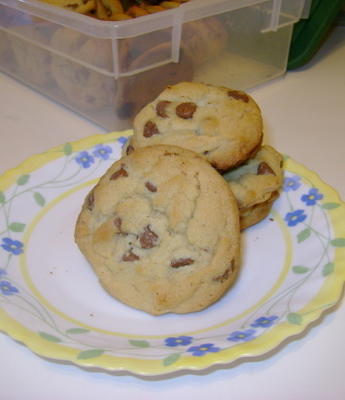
[124,82,284,229]
[75,81,283,315]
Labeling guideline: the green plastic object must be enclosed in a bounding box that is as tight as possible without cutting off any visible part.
[287,0,345,69]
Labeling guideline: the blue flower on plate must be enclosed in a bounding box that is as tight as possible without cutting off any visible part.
[165,336,193,347]
[0,268,7,277]
[117,136,128,147]
[227,329,256,342]
[250,315,278,328]
[75,151,94,168]
[1,237,24,255]
[187,343,221,357]
[0,280,19,296]
[284,209,307,227]
[93,144,112,160]
[301,188,323,206]
[283,175,301,192]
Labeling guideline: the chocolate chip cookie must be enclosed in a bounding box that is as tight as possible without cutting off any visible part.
[223,145,284,230]
[75,145,241,315]
[126,82,263,170]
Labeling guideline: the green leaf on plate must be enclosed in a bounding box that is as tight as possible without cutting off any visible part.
[17,174,30,186]
[330,238,345,247]
[0,191,5,204]
[322,202,340,210]
[63,143,73,156]
[163,353,181,367]
[34,192,46,207]
[322,262,335,276]
[77,349,105,360]
[38,331,62,343]
[9,222,26,232]
[297,228,311,243]
[66,328,90,335]
[287,313,303,325]
[129,340,150,348]
[292,265,310,274]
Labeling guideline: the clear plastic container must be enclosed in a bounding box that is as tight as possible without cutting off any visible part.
[0,0,308,130]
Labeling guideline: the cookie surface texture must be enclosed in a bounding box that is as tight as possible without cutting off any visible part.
[129,82,263,170]
[223,145,283,230]
[75,145,241,315]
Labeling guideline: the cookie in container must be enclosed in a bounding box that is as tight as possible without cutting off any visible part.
[0,0,309,130]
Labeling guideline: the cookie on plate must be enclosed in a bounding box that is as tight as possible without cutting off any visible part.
[126,82,263,170]
[75,145,241,315]
[223,145,284,230]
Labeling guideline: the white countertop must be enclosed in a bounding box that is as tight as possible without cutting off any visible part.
[1,26,345,400]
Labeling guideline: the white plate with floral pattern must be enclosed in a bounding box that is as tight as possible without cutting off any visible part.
[0,131,344,377]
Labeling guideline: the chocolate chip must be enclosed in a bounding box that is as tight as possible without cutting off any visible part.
[214,268,230,283]
[110,165,128,180]
[214,261,234,282]
[156,100,171,118]
[257,162,275,175]
[86,191,94,211]
[143,121,160,137]
[145,181,157,192]
[171,258,194,268]
[227,90,249,103]
[114,217,122,230]
[126,145,135,155]
[122,248,140,262]
[139,225,158,249]
[175,102,197,119]
[164,150,179,156]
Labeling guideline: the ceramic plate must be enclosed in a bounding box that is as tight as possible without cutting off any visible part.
[0,131,344,377]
